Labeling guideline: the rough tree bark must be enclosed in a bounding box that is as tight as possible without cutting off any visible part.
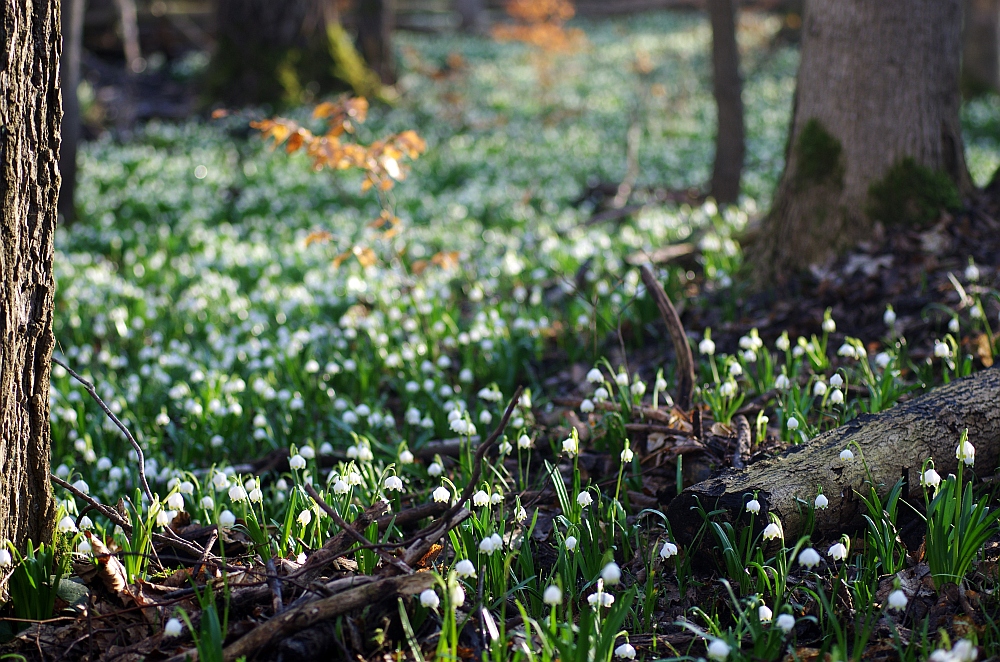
[708,0,744,205]
[59,0,85,225]
[746,0,972,284]
[1,0,61,549]
[962,0,1000,95]
[355,0,396,85]
[667,368,1000,546]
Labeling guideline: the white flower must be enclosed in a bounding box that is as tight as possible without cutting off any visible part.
[473,490,490,507]
[420,588,440,609]
[745,499,760,514]
[659,541,678,559]
[588,590,614,608]
[0,549,12,568]
[840,448,854,461]
[219,510,236,528]
[179,481,195,495]
[815,494,829,509]
[564,535,578,551]
[297,509,312,527]
[58,516,78,533]
[965,262,980,281]
[384,476,404,492]
[479,536,498,555]
[479,410,493,425]
[828,543,848,561]
[728,362,742,377]
[884,307,897,326]
[601,562,621,585]
[78,539,92,554]
[823,315,837,333]
[699,338,716,356]
[490,491,503,505]
[775,334,790,351]
[428,462,443,477]
[786,416,799,431]
[432,486,451,503]
[957,439,976,466]
[719,381,737,398]
[450,418,469,435]
[166,493,185,510]
[776,613,795,633]
[935,339,952,358]
[228,485,248,502]
[450,583,466,608]
[289,454,307,470]
[156,509,176,528]
[72,479,90,494]
[212,471,229,490]
[594,387,609,401]
[774,374,791,390]
[79,515,94,530]
[580,398,595,413]
[829,388,844,405]
[399,450,414,464]
[562,435,579,457]
[498,440,512,454]
[586,368,604,383]
[615,643,636,659]
[621,446,634,462]
[455,559,476,578]
[577,491,594,508]
[518,435,532,449]
[798,547,821,568]
[332,479,350,495]
[200,496,214,510]
[707,639,731,660]
[758,605,773,622]
[950,317,961,334]
[813,381,827,397]
[887,589,907,611]
[543,585,563,605]
[838,343,857,358]
[922,468,941,489]
[164,617,184,637]
[762,522,782,541]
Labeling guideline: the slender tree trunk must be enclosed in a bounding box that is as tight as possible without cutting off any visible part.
[456,0,486,33]
[59,0,85,225]
[708,0,744,205]
[962,0,1000,95]
[355,0,396,85]
[1,0,61,549]
[747,0,972,285]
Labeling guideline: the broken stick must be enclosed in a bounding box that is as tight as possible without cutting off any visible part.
[639,265,695,411]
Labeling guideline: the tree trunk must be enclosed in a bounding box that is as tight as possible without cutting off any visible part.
[667,368,1000,547]
[59,0,85,225]
[708,0,744,205]
[962,0,1000,95]
[456,0,486,33]
[208,0,379,106]
[746,0,972,285]
[1,0,61,549]
[355,0,396,85]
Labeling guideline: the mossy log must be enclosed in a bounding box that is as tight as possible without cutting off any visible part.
[666,368,1000,546]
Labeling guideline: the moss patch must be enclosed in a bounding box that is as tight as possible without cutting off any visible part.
[867,157,960,227]
[794,118,842,188]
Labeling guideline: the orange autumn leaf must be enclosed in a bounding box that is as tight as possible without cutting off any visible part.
[304,230,333,247]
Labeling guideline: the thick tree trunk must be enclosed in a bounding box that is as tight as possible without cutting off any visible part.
[962,0,1000,95]
[59,0,85,225]
[708,0,744,205]
[456,0,486,33]
[667,368,1000,547]
[355,0,396,85]
[747,0,972,284]
[1,0,61,549]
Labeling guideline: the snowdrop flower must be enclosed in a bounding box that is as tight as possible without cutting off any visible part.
[786,416,799,431]
[965,261,980,282]
[887,589,907,611]
[580,398,595,413]
[707,639,731,660]
[473,490,490,507]
[450,583,466,608]
[229,484,248,502]
[762,522,782,541]
[77,538,92,555]
[498,440,512,454]
[884,306,896,326]
[828,542,848,561]
[428,462,443,477]
[588,590,614,608]
[455,559,476,578]
[921,468,941,489]
[577,491,593,508]
[774,374,791,390]
[562,435,579,457]
[719,381,737,398]
[759,605,773,622]
[564,536,578,551]
[829,388,844,405]
[615,372,629,387]
[179,481,195,495]
[659,541,678,559]
[299,445,316,460]
[479,410,493,425]
[621,446,634,463]
[166,493,185,510]
[543,585,563,605]
[490,492,503,505]
[957,439,976,466]
[432,486,451,503]
[384,476,404,492]
[776,614,795,633]
[815,493,829,509]
[79,515,93,530]
[219,510,236,528]
[594,387,610,401]
[289,454,306,470]
[840,448,854,461]
[746,499,760,514]
[601,562,621,585]
[450,418,469,435]
[798,547,821,568]
[156,509,176,528]
[58,516,78,533]
[586,368,604,384]
[935,339,952,358]
[200,496,214,510]
[212,471,229,490]
[72,479,90,494]
[838,343,858,358]
[699,337,716,356]
[297,509,312,527]
[792,345,806,358]
[518,435,532,449]
[949,318,960,334]
[164,618,184,637]
[420,588,440,609]
[823,316,836,333]
[728,362,742,377]
[615,643,636,659]
[399,449,414,464]
[813,381,827,397]
[332,479,350,495]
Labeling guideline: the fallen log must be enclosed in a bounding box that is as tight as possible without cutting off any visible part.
[666,367,1000,546]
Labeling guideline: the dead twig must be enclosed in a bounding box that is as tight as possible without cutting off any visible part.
[731,414,751,470]
[638,265,695,411]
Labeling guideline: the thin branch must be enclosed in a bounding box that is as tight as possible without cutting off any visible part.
[639,266,694,411]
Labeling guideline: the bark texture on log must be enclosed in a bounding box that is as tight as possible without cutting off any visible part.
[708,0,744,205]
[667,368,1000,546]
[747,0,971,283]
[1,0,61,548]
